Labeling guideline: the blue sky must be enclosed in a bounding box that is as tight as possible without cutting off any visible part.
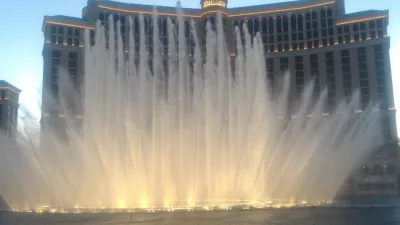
[0,0,399,135]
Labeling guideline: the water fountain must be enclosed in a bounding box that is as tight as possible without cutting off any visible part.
[0,9,384,212]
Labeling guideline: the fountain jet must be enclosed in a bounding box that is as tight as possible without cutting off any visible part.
[0,9,384,211]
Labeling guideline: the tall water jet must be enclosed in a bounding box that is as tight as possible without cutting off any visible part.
[0,9,384,211]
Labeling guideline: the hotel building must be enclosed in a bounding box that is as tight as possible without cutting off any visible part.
[0,80,21,138]
[41,0,398,198]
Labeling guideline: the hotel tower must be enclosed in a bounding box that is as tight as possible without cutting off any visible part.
[42,0,398,200]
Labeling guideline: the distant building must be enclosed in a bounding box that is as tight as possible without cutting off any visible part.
[41,0,398,199]
[0,81,21,138]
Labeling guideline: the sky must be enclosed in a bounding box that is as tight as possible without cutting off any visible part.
[0,0,399,135]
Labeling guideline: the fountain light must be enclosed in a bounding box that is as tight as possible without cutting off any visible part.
[0,9,384,212]
[117,199,126,209]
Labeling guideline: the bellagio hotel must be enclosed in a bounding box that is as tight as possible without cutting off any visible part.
[42,0,398,198]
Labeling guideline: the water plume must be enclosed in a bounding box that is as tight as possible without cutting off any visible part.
[0,9,383,211]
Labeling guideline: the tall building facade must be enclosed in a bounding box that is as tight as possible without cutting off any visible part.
[42,0,398,199]
[0,81,21,138]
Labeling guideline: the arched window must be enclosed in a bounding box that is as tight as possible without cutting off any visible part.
[283,16,289,32]
[297,14,303,31]
[306,12,311,21]
[247,19,254,35]
[162,19,167,36]
[327,8,333,17]
[209,17,216,30]
[99,12,105,21]
[268,17,274,33]
[239,20,245,31]
[291,15,297,32]
[262,17,268,35]
[233,21,239,30]
[113,14,119,23]
[239,20,245,37]
[312,11,318,20]
[144,17,151,35]
[276,16,282,33]
[134,17,140,34]
[321,9,326,18]
[254,18,260,34]
[184,20,190,38]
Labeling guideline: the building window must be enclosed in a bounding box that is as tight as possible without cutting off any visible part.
[357,47,369,109]
[280,57,288,74]
[51,50,61,98]
[305,10,320,48]
[371,164,384,175]
[341,49,352,101]
[266,58,274,91]
[66,27,81,47]
[266,58,274,76]
[310,54,319,101]
[295,56,304,100]
[68,52,78,87]
[374,44,386,110]
[291,14,304,50]
[50,25,65,45]
[325,52,336,109]
[90,30,96,46]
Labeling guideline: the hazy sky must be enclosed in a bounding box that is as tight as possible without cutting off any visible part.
[0,0,399,134]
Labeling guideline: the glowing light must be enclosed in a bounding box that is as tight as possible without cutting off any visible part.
[336,15,387,25]
[187,196,194,206]
[11,199,335,214]
[117,199,126,209]
[229,1,335,17]
[45,21,94,30]
[140,198,148,208]
[164,200,171,208]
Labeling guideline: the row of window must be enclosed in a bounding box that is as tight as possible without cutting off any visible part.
[0,90,19,102]
[49,42,388,109]
[337,19,387,44]
[50,51,80,98]
[51,51,61,97]
[310,54,319,100]
[361,164,396,175]
[357,47,369,108]
[0,104,18,126]
[51,25,80,46]
[50,9,387,54]
[264,45,387,109]
[326,52,336,106]
[68,52,78,88]
[358,183,396,191]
